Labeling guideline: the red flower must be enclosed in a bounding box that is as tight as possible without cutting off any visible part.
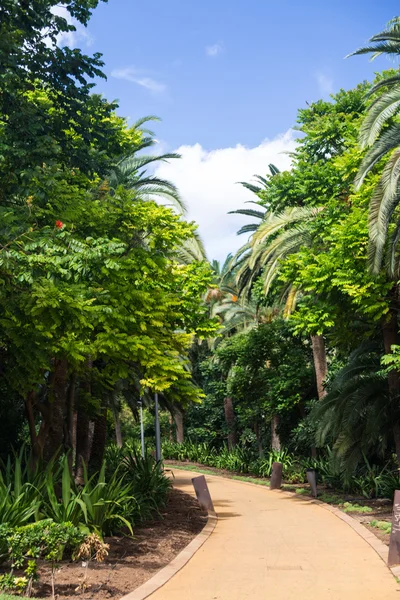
[55,220,64,229]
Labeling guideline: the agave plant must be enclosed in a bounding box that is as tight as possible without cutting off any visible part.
[42,456,135,536]
[122,449,171,520]
[0,452,42,527]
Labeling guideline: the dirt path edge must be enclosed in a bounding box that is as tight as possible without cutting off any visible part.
[119,512,218,600]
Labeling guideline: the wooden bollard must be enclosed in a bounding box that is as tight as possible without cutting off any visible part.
[306,468,318,498]
[270,462,283,490]
[388,490,400,566]
[192,475,216,515]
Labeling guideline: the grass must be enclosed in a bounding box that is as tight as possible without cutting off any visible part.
[342,502,373,513]
[231,475,270,487]
[369,519,392,534]
[319,493,343,505]
[295,488,309,495]
[0,596,39,600]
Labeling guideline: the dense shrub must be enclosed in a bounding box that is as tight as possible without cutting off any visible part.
[163,441,400,499]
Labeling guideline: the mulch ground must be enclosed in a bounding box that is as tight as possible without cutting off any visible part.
[32,489,207,600]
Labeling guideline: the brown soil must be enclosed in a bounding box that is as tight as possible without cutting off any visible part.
[31,489,207,600]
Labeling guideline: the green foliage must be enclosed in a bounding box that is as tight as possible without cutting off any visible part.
[122,449,172,520]
[0,520,84,596]
[42,458,135,536]
[342,502,373,514]
[369,520,392,534]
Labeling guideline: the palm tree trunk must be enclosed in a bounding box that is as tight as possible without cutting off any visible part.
[271,414,281,451]
[173,408,184,444]
[224,397,237,450]
[382,303,400,464]
[311,334,328,400]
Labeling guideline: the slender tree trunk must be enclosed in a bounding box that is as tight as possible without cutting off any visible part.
[271,414,281,451]
[311,334,328,400]
[112,394,123,448]
[65,373,76,471]
[173,408,184,444]
[382,303,400,464]
[113,408,123,448]
[168,413,174,441]
[25,391,44,470]
[310,335,328,458]
[43,358,68,462]
[224,397,237,450]
[75,409,91,484]
[89,408,108,473]
[254,421,264,458]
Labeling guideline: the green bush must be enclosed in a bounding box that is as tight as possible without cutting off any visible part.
[0,520,85,597]
[42,457,135,536]
[122,449,171,521]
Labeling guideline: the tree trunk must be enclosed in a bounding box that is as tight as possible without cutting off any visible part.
[254,421,264,458]
[168,413,174,441]
[65,373,76,471]
[43,358,68,462]
[173,408,184,444]
[382,304,400,464]
[271,414,281,451]
[311,334,328,400]
[112,394,123,448]
[224,397,237,450]
[113,408,123,448]
[75,409,91,484]
[89,408,108,473]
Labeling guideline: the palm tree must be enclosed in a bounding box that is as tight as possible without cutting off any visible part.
[349,19,400,273]
[314,341,400,469]
[229,174,328,402]
[228,164,279,236]
[108,116,186,213]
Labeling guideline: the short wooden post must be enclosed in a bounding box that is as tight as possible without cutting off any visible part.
[388,490,400,566]
[192,475,215,515]
[270,462,283,490]
[306,468,318,498]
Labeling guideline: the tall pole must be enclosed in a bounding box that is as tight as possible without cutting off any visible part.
[154,392,162,462]
[139,401,145,458]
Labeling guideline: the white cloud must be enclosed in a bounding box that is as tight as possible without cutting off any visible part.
[45,6,93,48]
[111,67,166,93]
[206,42,224,57]
[316,72,334,96]
[154,132,297,261]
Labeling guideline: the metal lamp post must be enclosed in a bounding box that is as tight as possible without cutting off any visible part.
[138,400,145,458]
[154,392,162,462]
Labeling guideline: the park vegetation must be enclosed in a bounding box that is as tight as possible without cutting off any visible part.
[2,2,400,595]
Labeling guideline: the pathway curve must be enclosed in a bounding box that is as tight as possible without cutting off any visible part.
[150,469,399,600]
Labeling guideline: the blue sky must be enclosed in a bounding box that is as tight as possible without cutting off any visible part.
[67,0,400,260]
[88,0,398,148]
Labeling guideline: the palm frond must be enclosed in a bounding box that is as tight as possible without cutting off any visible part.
[355,123,400,188]
[228,208,266,219]
[359,87,400,148]
[368,148,400,272]
[236,224,260,236]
